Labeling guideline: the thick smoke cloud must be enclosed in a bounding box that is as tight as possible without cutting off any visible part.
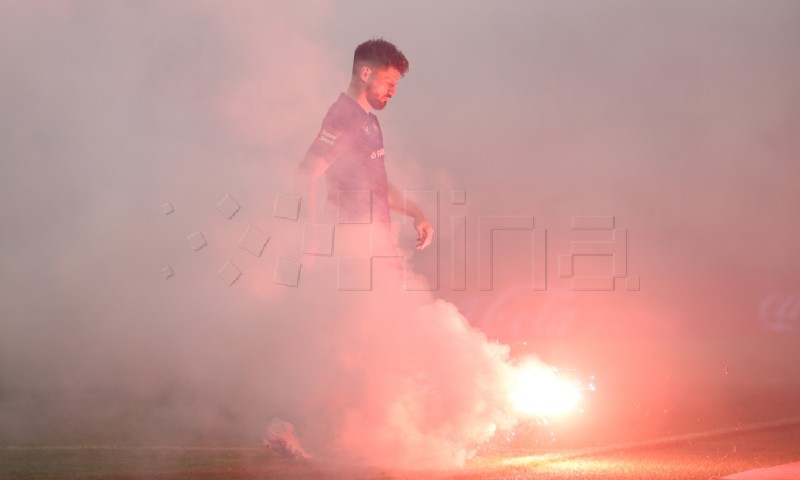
[0,0,526,467]
[2,0,800,470]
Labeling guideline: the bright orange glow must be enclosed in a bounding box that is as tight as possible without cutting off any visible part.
[509,361,582,418]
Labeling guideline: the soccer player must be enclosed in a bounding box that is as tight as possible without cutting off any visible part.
[295,38,433,251]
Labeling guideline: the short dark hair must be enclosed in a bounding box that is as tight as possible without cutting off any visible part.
[352,38,409,76]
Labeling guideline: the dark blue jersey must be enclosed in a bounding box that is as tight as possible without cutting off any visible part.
[308,93,390,224]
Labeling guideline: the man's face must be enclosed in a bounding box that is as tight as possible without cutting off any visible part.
[364,66,401,110]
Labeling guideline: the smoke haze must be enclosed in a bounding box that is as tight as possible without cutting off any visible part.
[1,0,799,470]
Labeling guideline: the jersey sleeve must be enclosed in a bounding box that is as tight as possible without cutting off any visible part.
[307,106,351,164]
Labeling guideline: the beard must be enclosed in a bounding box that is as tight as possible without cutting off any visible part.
[366,84,390,110]
[367,94,389,110]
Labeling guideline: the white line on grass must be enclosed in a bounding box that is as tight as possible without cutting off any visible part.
[499,414,800,466]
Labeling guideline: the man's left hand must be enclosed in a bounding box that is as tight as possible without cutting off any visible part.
[414,216,434,250]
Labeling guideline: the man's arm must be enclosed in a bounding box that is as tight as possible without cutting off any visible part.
[294,152,329,224]
[387,183,434,250]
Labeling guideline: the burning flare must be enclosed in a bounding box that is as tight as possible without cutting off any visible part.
[509,360,584,418]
